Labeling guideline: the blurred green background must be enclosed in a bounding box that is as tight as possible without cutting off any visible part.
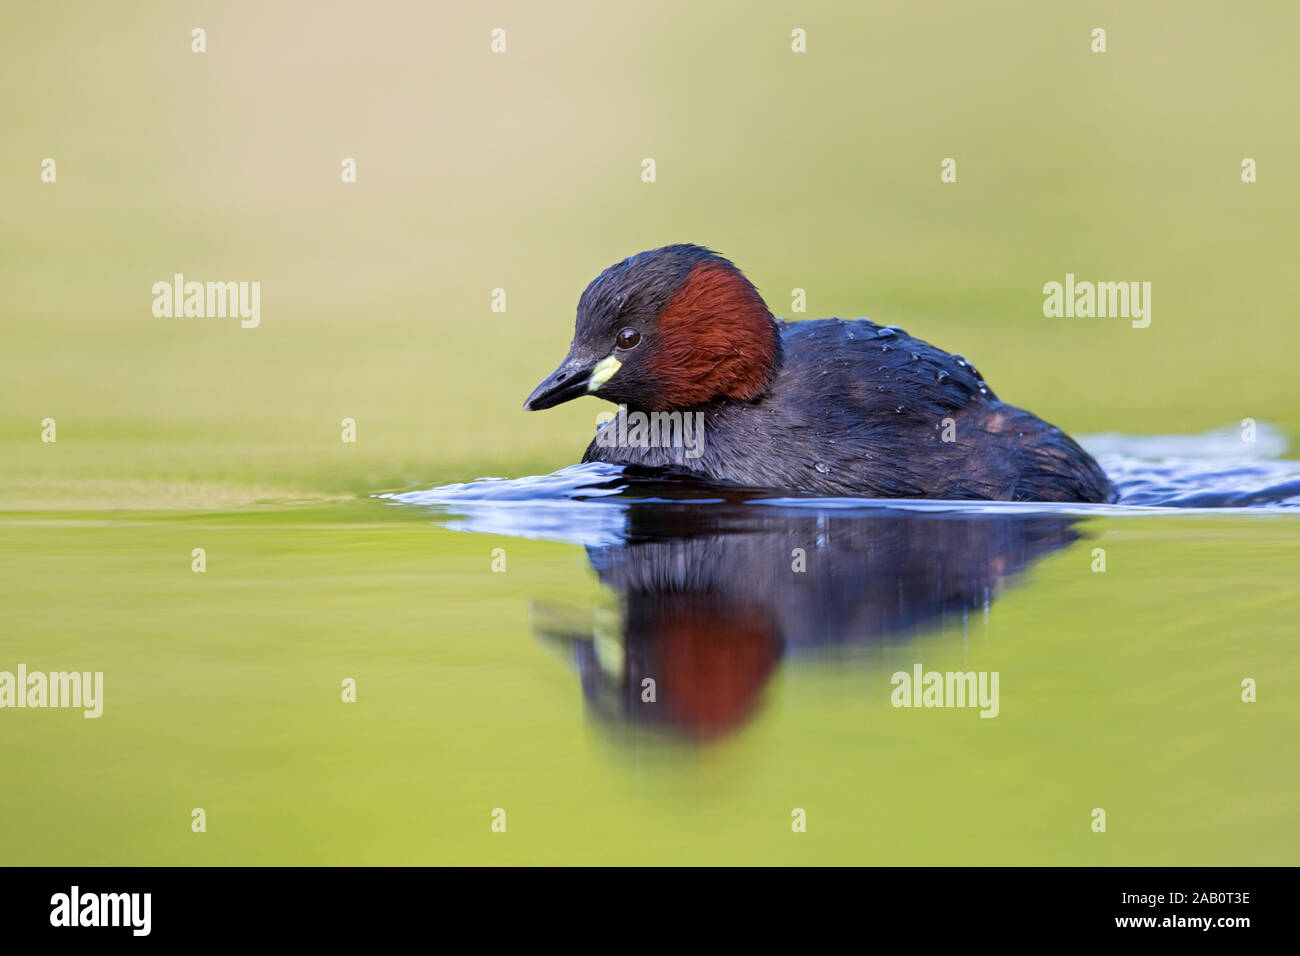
[1,1,1297,865]
[3,0,1297,506]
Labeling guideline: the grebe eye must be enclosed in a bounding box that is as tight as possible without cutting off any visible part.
[616,328,641,350]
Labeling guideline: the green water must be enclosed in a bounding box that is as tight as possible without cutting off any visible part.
[1,503,1295,865]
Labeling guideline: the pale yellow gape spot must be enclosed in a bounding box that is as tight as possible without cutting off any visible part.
[587,354,622,391]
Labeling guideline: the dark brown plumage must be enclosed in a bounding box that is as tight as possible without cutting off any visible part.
[524,244,1115,503]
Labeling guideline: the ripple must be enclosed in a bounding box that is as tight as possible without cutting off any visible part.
[380,424,1300,543]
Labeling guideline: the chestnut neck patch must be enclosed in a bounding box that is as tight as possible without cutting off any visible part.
[649,262,781,408]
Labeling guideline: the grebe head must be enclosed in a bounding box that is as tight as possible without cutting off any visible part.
[524,244,782,413]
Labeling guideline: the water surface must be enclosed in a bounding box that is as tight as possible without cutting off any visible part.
[2,429,1297,864]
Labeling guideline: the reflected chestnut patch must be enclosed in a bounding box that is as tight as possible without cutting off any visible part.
[531,479,1082,742]
[396,436,1300,743]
